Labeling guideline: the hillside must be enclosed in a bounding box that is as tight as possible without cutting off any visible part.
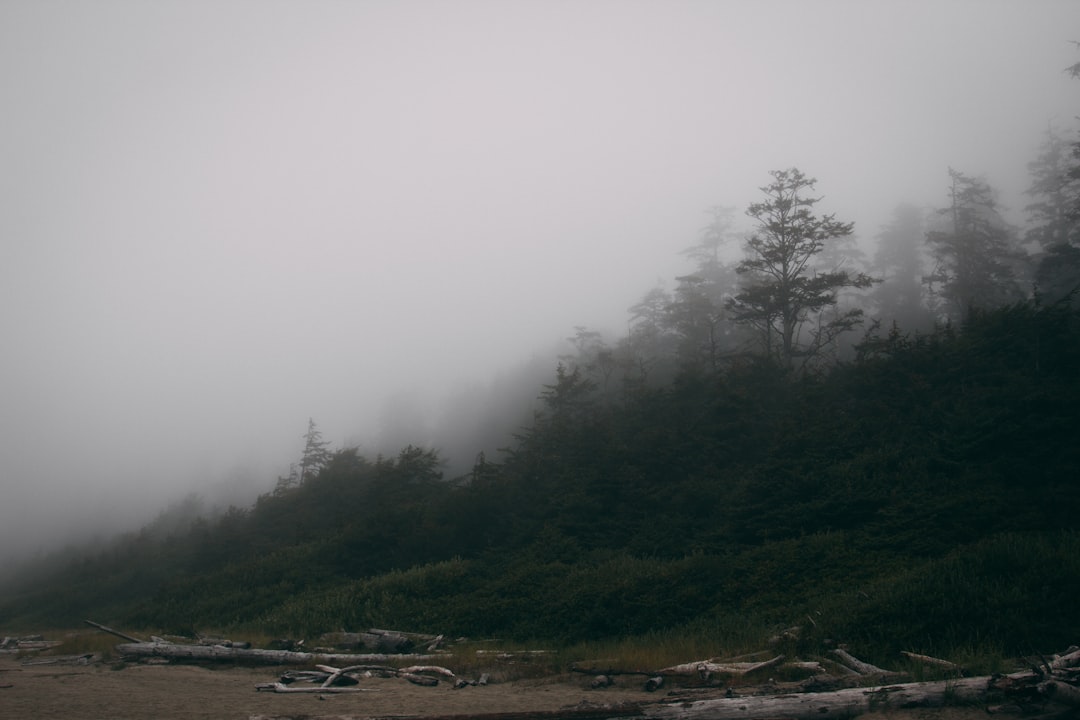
[2,299,1079,660]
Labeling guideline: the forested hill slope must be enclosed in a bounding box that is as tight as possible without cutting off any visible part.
[2,300,1079,656]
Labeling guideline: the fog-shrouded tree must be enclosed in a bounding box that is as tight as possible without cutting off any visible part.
[560,326,617,394]
[668,206,745,372]
[925,169,1026,321]
[299,417,332,484]
[1025,122,1080,305]
[623,285,678,389]
[727,168,876,370]
[871,203,935,332]
[664,274,732,373]
[1025,125,1080,251]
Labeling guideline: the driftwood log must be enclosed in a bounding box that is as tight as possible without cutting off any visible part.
[256,682,374,694]
[900,651,962,672]
[115,641,440,665]
[643,676,992,719]
[659,654,785,677]
[831,648,892,676]
[84,620,143,644]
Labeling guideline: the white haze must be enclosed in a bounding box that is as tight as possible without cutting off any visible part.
[1,0,1078,569]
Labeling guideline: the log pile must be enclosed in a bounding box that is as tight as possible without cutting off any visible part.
[985,646,1080,715]
[566,645,1080,720]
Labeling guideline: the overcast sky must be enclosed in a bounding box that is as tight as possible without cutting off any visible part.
[2,0,1078,566]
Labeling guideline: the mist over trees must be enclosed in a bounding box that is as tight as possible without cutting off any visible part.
[3,47,1080,661]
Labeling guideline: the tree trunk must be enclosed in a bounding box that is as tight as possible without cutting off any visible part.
[641,676,992,719]
[114,642,439,665]
[659,654,784,677]
[84,620,143,644]
[255,682,372,694]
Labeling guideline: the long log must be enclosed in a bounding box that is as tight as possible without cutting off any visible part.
[84,620,143,644]
[255,682,374,694]
[900,651,961,671]
[641,676,993,719]
[114,642,440,665]
[659,654,784,676]
[1051,647,1080,670]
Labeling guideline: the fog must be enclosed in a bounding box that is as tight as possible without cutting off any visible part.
[1,0,1078,569]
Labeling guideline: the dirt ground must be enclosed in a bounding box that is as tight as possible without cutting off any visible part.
[0,652,1001,720]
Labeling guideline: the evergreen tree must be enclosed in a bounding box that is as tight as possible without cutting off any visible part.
[623,286,678,389]
[727,168,875,369]
[299,418,332,484]
[669,206,744,372]
[1025,124,1080,305]
[665,274,730,372]
[871,203,935,332]
[925,169,1026,320]
[1025,125,1080,251]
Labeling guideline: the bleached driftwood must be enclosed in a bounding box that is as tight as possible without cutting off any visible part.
[1051,647,1080,670]
[659,654,784,677]
[84,620,143,644]
[788,661,827,673]
[20,653,97,666]
[900,651,961,671]
[641,676,992,719]
[314,664,363,688]
[8,640,62,650]
[115,641,440,665]
[831,648,893,676]
[255,682,374,694]
[318,628,441,654]
[288,662,456,688]
[1041,679,1080,707]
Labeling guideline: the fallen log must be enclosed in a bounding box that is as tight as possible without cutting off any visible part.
[20,653,97,666]
[659,654,785,677]
[901,651,961,672]
[831,648,890,675]
[255,682,374,694]
[1041,679,1080,707]
[400,664,456,678]
[641,675,993,719]
[84,620,143,644]
[1051,647,1080,670]
[11,640,63,650]
[115,641,440,665]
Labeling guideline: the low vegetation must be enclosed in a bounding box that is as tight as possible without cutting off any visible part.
[1,299,1078,668]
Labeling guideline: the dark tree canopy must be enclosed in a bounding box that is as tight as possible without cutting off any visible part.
[728,168,876,369]
[926,169,1026,320]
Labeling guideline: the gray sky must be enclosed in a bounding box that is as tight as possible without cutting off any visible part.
[2,0,1078,564]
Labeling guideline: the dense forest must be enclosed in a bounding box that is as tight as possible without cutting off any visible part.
[3,61,1080,663]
